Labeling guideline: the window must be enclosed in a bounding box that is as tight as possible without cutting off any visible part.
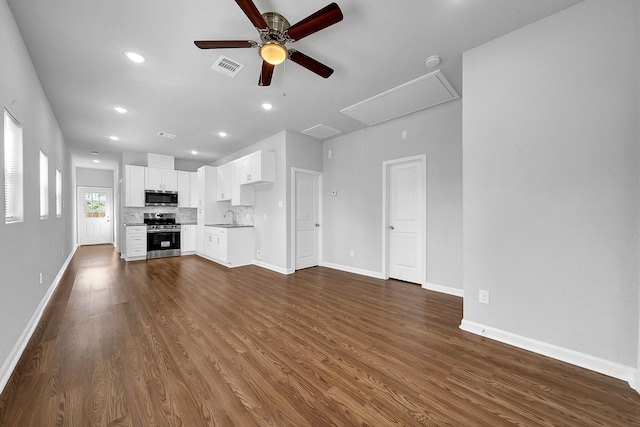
[84,192,107,218]
[4,109,23,224]
[39,149,49,219]
[56,168,62,217]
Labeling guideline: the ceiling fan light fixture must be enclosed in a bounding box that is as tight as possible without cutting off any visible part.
[260,43,287,65]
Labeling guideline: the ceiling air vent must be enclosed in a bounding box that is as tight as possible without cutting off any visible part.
[340,69,459,126]
[157,132,176,139]
[211,55,245,77]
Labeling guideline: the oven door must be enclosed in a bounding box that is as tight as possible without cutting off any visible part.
[146,230,181,259]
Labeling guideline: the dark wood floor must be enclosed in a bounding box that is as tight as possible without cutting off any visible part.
[0,245,638,426]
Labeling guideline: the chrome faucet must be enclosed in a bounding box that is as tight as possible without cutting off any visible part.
[224,209,236,225]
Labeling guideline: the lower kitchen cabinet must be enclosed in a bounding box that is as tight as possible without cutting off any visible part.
[181,224,197,254]
[125,225,147,261]
[200,226,253,267]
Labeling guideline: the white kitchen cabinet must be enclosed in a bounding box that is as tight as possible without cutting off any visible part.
[125,225,147,260]
[197,166,225,256]
[145,167,178,191]
[190,172,199,207]
[216,162,232,201]
[238,150,276,185]
[124,165,145,207]
[178,171,197,207]
[201,226,253,267]
[231,160,254,206]
[181,224,197,254]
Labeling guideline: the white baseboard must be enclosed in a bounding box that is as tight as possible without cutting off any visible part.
[322,262,386,279]
[630,369,640,394]
[253,260,293,275]
[423,282,463,297]
[459,319,636,385]
[0,244,78,395]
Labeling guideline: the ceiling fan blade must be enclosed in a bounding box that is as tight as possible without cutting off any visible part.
[259,61,275,86]
[235,0,268,30]
[194,40,256,49]
[286,3,343,41]
[288,50,334,78]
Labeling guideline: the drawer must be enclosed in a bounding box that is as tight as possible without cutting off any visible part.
[128,235,145,245]
[209,227,227,236]
[128,246,146,256]
[127,226,146,234]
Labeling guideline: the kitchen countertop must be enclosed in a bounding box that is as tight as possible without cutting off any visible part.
[205,223,254,228]
[123,223,146,227]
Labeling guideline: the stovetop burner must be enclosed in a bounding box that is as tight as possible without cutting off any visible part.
[143,213,179,231]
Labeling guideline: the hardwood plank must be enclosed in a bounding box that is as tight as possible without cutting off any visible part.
[1,245,639,426]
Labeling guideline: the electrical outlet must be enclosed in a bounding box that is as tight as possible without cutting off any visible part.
[479,290,490,304]
[39,273,43,285]
[256,250,262,260]
[349,249,355,257]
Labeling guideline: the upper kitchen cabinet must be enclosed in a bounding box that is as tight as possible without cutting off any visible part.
[231,160,254,206]
[124,165,145,207]
[145,167,178,191]
[178,171,198,208]
[216,163,232,201]
[238,150,276,185]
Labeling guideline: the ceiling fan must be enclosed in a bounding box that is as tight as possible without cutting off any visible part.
[195,0,343,86]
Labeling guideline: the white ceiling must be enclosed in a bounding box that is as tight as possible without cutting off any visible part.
[7,0,583,170]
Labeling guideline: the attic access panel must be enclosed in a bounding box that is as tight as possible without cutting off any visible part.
[340,69,459,126]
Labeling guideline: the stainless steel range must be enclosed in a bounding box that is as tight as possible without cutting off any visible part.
[144,213,181,259]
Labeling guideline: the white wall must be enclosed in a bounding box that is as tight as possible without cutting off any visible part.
[462,0,639,376]
[76,167,113,188]
[322,100,463,290]
[0,0,73,390]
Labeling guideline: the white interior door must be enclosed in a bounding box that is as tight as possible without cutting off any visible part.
[78,187,113,245]
[388,159,424,284]
[295,172,320,270]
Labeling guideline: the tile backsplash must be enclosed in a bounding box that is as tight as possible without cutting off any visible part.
[122,207,197,224]
[231,205,254,226]
[122,205,254,226]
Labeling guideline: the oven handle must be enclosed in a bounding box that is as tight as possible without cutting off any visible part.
[146,229,181,234]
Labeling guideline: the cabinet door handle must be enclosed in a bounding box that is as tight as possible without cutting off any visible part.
[389,225,395,230]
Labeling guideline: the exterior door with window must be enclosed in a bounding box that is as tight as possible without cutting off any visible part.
[77,187,113,245]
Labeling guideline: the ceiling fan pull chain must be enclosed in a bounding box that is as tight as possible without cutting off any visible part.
[283,60,287,97]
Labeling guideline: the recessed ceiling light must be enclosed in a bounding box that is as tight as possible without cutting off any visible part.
[91,151,99,155]
[262,103,273,110]
[218,131,228,137]
[113,106,128,114]
[191,150,198,155]
[124,51,145,63]
[109,135,119,141]
[93,159,101,163]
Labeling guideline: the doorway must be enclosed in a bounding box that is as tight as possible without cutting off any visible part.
[292,169,322,270]
[77,186,113,245]
[382,155,426,285]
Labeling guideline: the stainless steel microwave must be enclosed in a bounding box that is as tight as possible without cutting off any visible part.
[144,190,178,207]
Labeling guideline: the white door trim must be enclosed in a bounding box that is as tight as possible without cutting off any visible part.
[382,155,427,284]
[291,168,323,271]
[77,186,113,246]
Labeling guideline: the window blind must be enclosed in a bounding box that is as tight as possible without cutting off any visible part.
[40,149,49,219]
[4,109,23,224]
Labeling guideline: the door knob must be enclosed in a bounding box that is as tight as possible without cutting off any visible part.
[389,225,394,230]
